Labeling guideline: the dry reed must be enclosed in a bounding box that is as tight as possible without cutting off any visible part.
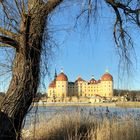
[22,110,140,140]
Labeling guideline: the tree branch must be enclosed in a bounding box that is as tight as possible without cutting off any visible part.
[0,27,18,38]
[106,0,140,13]
[45,0,63,14]
[0,43,11,47]
[0,36,19,49]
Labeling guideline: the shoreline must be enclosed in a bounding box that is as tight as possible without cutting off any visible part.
[32,102,140,108]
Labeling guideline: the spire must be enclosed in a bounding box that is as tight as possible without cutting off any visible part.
[105,67,109,73]
[91,75,94,79]
[61,68,64,73]
[54,69,57,79]
[77,75,81,79]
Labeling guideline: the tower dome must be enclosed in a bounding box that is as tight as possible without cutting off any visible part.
[101,72,113,81]
[56,72,68,81]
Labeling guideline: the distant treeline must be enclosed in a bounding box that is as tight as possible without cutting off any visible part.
[114,89,140,101]
[114,89,140,96]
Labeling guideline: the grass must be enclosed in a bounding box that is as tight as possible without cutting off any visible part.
[116,102,140,108]
[34,101,140,108]
[22,109,140,140]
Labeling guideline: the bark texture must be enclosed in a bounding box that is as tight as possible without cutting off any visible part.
[0,0,63,139]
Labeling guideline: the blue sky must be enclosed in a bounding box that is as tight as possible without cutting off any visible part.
[0,1,140,92]
[45,2,140,91]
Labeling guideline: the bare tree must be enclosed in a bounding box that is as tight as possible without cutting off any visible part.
[0,0,63,139]
[0,0,139,139]
[106,0,140,74]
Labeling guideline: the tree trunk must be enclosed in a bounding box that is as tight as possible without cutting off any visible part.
[0,7,47,139]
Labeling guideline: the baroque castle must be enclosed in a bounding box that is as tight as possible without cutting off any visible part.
[48,69,113,98]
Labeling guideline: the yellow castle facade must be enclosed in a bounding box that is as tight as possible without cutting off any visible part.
[48,70,113,98]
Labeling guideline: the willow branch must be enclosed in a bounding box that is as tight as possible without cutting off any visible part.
[0,43,11,47]
[14,0,22,16]
[113,17,119,48]
[0,36,19,49]
[113,2,140,13]
[106,0,140,13]
[1,1,19,24]
[0,27,18,38]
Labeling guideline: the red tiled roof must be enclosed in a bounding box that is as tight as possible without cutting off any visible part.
[49,80,56,88]
[56,72,68,81]
[101,73,113,81]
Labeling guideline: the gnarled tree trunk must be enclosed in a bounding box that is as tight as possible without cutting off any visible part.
[0,0,63,138]
[0,3,47,139]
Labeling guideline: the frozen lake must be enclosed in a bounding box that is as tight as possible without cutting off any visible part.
[24,106,140,128]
